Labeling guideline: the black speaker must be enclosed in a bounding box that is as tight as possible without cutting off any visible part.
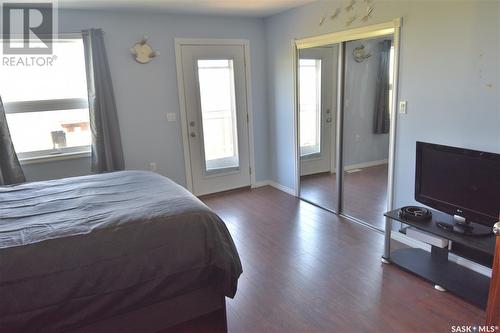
[398,206,432,222]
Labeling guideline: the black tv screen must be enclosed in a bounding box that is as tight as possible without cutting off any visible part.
[415,142,500,227]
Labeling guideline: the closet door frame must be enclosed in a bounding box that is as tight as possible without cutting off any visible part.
[293,19,402,243]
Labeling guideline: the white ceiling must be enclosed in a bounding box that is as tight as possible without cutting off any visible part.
[58,0,316,17]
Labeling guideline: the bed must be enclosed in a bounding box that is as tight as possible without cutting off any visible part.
[0,171,242,332]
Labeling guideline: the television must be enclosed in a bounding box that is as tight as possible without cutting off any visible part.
[415,141,500,236]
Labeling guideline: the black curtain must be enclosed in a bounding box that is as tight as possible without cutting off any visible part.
[82,29,125,173]
[373,40,392,134]
[0,96,26,185]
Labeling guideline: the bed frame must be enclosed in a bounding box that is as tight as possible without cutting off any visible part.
[73,287,227,333]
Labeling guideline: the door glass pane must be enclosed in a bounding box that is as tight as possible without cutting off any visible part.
[299,59,322,157]
[197,59,239,173]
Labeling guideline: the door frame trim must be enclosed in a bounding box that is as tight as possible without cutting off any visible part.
[174,38,256,193]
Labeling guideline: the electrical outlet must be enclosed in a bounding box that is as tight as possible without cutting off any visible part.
[399,101,407,114]
[149,162,157,172]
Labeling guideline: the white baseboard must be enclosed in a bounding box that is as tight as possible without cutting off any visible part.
[253,180,296,196]
[269,181,296,196]
[391,231,492,277]
[344,159,388,171]
[253,180,271,188]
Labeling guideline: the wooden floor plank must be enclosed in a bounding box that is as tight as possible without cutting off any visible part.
[300,164,388,229]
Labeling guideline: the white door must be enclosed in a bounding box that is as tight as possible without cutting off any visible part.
[299,46,337,176]
[179,44,251,196]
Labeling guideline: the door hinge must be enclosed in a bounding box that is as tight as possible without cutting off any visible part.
[246,113,249,122]
[249,167,252,175]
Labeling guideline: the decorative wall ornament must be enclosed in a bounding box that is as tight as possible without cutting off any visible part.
[361,6,374,22]
[130,36,160,64]
[353,45,372,62]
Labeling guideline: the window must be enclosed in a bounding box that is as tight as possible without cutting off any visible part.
[0,37,91,161]
[197,59,239,173]
[299,59,322,158]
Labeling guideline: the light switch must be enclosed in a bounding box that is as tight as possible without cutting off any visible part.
[399,101,407,114]
[166,113,177,122]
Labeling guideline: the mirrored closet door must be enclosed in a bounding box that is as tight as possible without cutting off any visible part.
[298,44,339,212]
[296,21,400,231]
[342,37,394,229]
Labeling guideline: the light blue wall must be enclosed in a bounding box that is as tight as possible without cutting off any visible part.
[23,9,270,185]
[22,1,500,206]
[265,0,500,206]
[22,158,91,182]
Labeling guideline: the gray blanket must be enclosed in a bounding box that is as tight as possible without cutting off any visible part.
[0,171,242,332]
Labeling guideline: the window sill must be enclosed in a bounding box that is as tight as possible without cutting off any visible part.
[20,151,91,165]
[300,153,321,161]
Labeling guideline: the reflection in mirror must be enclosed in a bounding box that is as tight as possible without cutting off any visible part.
[298,44,338,212]
[342,36,394,229]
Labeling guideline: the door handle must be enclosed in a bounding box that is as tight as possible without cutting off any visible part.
[493,222,500,236]
[189,121,195,127]
[190,132,196,138]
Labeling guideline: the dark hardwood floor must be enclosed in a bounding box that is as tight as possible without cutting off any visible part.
[202,186,485,332]
[300,171,338,213]
[300,164,388,229]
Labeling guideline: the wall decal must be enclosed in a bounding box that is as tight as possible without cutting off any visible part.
[361,6,374,22]
[330,8,341,20]
[346,15,357,26]
[345,0,356,12]
[317,0,376,28]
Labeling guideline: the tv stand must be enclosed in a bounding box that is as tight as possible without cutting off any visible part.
[383,207,495,309]
[436,215,492,236]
